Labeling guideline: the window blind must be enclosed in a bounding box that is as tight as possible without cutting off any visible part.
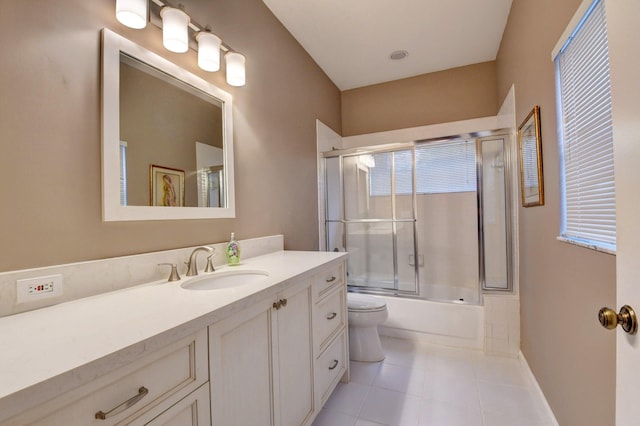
[556,0,615,251]
[415,140,476,194]
[369,141,476,197]
[120,141,128,206]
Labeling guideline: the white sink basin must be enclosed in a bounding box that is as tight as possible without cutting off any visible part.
[180,269,270,291]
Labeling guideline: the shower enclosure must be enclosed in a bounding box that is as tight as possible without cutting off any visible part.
[323,134,512,305]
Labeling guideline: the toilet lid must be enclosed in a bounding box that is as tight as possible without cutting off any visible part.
[347,293,387,312]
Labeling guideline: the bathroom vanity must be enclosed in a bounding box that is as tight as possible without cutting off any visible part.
[0,251,348,425]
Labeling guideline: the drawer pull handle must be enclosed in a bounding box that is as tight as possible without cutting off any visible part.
[95,386,149,420]
[326,312,337,320]
[325,276,337,283]
[329,359,339,370]
[273,299,288,310]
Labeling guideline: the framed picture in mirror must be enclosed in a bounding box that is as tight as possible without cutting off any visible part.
[518,105,544,207]
[150,165,185,207]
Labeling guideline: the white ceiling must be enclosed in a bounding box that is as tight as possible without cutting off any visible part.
[262,0,514,90]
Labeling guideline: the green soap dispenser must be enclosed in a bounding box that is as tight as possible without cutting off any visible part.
[226,232,241,265]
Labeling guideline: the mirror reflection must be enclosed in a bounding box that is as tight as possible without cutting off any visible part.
[119,54,225,208]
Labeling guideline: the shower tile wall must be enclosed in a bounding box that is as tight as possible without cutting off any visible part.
[484,295,520,357]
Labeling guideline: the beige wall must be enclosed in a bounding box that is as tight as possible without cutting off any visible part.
[0,0,340,272]
[496,0,616,424]
[341,61,498,136]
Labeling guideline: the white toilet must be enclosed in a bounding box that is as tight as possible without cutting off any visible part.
[347,293,388,362]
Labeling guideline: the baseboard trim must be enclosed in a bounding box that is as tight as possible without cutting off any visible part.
[519,350,559,426]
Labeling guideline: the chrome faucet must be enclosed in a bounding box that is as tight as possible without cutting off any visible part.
[185,246,214,276]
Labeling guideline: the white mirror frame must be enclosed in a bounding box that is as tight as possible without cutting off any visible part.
[101,28,235,221]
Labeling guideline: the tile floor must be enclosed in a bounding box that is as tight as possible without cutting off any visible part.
[312,336,555,426]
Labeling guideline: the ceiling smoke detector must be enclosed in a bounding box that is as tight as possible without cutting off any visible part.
[389,50,409,60]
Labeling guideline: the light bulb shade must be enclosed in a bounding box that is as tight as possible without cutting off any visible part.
[116,0,148,29]
[161,7,190,53]
[226,52,246,87]
[196,32,222,72]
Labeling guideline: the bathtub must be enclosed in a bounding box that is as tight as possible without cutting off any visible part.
[362,294,485,350]
[420,283,480,305]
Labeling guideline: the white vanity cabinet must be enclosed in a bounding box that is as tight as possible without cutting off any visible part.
[208,259,348,426]
[312,262,349,407]
[4,329,210,426]
[208,280,314,426]
[0,251,349,426]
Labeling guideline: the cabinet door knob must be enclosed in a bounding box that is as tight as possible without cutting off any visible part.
[95,386,149,420]
[598,305,638,334]
[273,299,287,310]
[326,312,337,320]
[328,360,339,370]
[325,276,337,283]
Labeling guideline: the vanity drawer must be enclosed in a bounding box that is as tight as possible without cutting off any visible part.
[8,329,208,426]
[314,287,346,354]
[145,383,210,426]
[313,262,345,301]
[315,331,347,405]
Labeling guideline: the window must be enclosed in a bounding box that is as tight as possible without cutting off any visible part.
[555,0,615,253]
[119,141,128,206]
[369,140,477,197]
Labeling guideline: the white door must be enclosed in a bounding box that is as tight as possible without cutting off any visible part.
[607,0,640,423]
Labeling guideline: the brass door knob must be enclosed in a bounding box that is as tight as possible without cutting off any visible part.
[598,305,638,335]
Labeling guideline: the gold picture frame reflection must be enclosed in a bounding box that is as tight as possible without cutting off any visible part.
[150,165,185,207]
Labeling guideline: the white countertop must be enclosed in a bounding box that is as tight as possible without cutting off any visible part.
[0,250,347,421]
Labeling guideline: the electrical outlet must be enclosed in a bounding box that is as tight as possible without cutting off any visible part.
[16,274,63,304]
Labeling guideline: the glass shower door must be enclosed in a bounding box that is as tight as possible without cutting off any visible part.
[330,150,418,294]
[479,137,511,291]
[414,140,480,303]
[324,133,512,303]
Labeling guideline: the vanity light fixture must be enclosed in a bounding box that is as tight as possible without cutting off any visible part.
[115,0,246,86]
[116,0,148,29]
[160,6,190,53]
[196,30,222,72]
[225,52,246,87]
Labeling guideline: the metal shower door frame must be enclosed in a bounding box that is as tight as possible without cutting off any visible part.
[323,143,420,296]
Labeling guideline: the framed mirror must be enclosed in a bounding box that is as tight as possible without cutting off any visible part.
[101,29,235,221]
[518,105,544,207]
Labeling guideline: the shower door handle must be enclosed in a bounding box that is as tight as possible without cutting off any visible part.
[598,305,638,334]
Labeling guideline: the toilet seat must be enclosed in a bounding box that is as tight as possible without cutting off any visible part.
[347,294,387,312]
